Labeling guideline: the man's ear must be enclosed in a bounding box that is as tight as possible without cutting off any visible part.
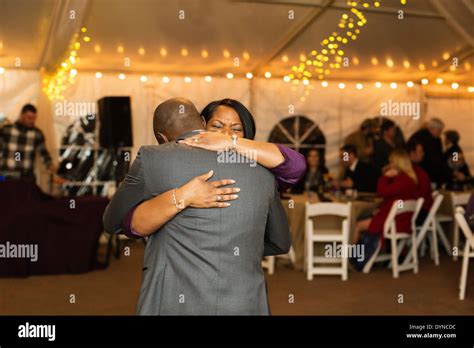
[201,116,206,128]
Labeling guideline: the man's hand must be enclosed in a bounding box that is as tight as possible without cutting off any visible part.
[177,170,240,208]
[341,177,354,189]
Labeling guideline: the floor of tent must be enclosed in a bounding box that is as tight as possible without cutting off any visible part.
[1,241,474,315]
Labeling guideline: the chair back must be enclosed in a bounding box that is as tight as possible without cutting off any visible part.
[305,202,351,219]
[455,207,474,250]
[452,192,471,207]
[384,198,424,237]
[422,193,444,228]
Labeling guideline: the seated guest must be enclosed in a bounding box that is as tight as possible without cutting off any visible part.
[407,140,433,225]
[444,130,471,190]
[408,118,447,188]
[339,144,378,193]
[465,194,474,231]
[351,149,420,257]
[373,119,397,171]
[292,149,328,193]
[344,118,375,163]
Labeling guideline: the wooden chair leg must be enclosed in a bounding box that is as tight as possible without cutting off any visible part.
[412,234,418,274]
[459,244,470,300]
[391,237,399,278]
[307,238,313,281]
[432,222,440,266]
[453,222,460,261]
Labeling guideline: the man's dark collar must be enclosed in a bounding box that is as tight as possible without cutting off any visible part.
[176,129,205,142]
[15,121,31,131]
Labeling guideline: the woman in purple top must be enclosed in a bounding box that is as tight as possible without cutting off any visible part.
[125,98,306,237]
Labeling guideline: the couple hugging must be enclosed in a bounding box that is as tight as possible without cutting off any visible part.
[103,97,306,315]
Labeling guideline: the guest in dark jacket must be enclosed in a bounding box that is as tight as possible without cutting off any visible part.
[339,144,379,193]
[292,148,328,193]
[407,140,433,225]
[444,130,471,190]
[373,119,397,172]
[409,118,447,188]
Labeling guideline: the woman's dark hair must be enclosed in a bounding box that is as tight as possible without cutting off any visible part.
[201,98,256,139]
[444,130,460,145]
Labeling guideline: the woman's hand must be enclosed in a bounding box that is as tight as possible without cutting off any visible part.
[179,132,233,152]
[177,170,240,208]
[384,167,399,177]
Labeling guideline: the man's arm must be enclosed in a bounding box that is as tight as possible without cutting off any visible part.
[263,184,292,256]
[36,131,53,169]
[103,148,153,234]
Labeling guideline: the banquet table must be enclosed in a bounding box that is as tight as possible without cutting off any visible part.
[0,180,109,277]
[281,193,380,271]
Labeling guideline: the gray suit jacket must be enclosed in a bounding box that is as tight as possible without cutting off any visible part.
[103,134,291,315]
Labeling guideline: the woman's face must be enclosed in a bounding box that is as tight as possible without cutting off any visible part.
[307,150,320,168]
[206,105,245,138]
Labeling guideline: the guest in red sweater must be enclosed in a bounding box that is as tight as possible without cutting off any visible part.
[352,149,420,244]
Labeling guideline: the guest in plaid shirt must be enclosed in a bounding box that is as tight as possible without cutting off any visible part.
[0,104,55,179]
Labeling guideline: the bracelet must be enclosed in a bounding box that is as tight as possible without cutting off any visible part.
[231,134,238,151]
[172,189,185,212]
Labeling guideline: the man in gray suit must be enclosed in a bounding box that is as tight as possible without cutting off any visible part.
[103,98,291,315]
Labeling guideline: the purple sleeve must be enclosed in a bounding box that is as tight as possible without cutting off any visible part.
[122,205,144,239]
[270,144,307,190]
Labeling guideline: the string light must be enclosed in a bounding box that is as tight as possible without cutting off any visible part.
[451,82,459,90]
[421,78,429,85]
[138,47,146,56]
[226,73,234,79]
[246,72,253,79]
[42,27,92,100]
[204,75,212,82]
[160,48,168,57]
[356,83,363,89]
[140,75,148,82]
[162,76,170,84]
[390,82,397,89]
[184,76,192,83]
[321,81,329,87]
[406,81,414,88]
[181,48,189,57]
[283,76,291,82]
[95,72,102,79]
[375,82,382,88]
[118,73,125,80]
[0,67,5,74]
[264,72,272,78]
[468,86,474,93]
[117,45,124,53]
[436,78,443,84]
[338,82,345,89]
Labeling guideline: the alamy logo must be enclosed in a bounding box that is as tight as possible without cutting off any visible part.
[380,99,420,120]
[0,241,38,262]
[54,99,96,117]
[217,149,257,167]
[18,322,56,341]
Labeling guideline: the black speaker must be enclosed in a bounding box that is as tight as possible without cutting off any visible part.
[98,96,133,148]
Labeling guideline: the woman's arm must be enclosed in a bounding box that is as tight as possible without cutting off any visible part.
[128,170,239,237]
[180,132,306,189]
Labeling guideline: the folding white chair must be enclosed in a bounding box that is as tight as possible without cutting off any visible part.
[403,193,444,266]
[305,202,351,281]
[452,193,472,260]
[261,256,275,275]
[454,207,474,300]
[363,198,424,278]
[435,192,471,260]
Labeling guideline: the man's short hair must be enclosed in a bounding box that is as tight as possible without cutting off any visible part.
[21,104,37,114]
[406,140,421,154]
[381,119,395,133]
[427,118,444,130]
[341,144,358,157]
[444,130,460,144]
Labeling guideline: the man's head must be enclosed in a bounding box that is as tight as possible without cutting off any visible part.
[444,130,459,147]
[406,140,424,164]
[381,119,396,141]
[340,144,358,167]
[153,98,205,143]
[306,149,320,169]
[426,118,444,138]
[360,118,374,136]
[19,104,37,128]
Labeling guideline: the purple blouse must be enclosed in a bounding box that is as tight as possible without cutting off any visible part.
[122,144,306,238]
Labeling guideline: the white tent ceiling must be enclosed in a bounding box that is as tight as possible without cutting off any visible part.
[0,0,473,85]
